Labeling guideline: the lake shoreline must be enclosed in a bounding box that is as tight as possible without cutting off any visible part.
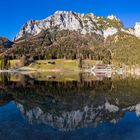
[1,65,140,76]
[0,67,84,73]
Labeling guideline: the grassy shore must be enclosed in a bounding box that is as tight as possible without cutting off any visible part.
[30,59,79,71]
[0,59,96,72]
[29,59,96,71]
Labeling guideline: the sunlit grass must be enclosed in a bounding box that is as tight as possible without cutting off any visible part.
[29,59,79,71]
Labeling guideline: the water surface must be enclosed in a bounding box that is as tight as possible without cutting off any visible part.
[0,72,140,140]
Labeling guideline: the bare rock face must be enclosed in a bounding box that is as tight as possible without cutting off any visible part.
[15,11,123,40]
[134,22,140,38]
[103,27,118,39]
[122,22,140,38]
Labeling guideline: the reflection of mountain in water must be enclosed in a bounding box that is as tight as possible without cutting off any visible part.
[17,102,120,131]
[16,101,140,131]
[1,73,140,131]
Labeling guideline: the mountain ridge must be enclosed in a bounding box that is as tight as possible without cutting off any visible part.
[14,11,140,41]
[14,11,123,40]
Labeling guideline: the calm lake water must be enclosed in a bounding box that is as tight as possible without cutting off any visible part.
[1,72,140,140]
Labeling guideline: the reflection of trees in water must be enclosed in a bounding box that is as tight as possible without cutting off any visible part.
[0,73,11,85]
[1,73,140,130]
[0,73,112,95]
[1,74,140,108]
[0,73,113,108]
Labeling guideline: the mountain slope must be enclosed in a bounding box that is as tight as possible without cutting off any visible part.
[3,30,104,60]
[105,32,140,65]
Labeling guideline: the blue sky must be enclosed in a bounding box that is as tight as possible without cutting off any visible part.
[1,0,140,40]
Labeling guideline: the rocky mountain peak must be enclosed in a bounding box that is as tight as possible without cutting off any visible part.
[107,15,120,21]
[15,11,125,41]
[134,22,140,38]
